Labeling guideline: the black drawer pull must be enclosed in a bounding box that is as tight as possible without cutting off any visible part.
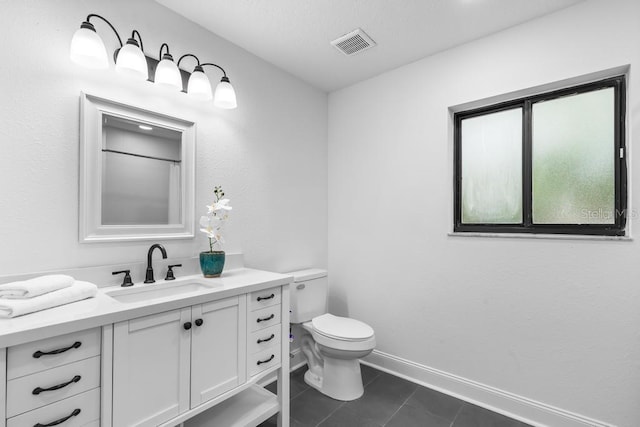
[33,342,81,359]
[257,293,275,302]
[34,408,81,427]
[257,354,275,365]
[257,314,275,323]
[257,334,275,344]
[33,375,81,395]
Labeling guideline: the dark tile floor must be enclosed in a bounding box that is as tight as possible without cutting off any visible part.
[260,364,532,427]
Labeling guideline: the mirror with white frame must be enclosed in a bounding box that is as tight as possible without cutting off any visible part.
[80,93,195,242]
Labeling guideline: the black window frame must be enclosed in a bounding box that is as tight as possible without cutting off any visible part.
[454,76,626,236]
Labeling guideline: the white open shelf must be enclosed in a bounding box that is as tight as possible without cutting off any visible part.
[183,385,279,427]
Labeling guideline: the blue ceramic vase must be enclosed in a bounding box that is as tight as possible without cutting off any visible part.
[199,251,225,278]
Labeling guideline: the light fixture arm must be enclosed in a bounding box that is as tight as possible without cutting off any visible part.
[159,42,171,60]
[85,14,123,47]
[129,30,145,52]
[177,53,201,69]
[200,62,228,78]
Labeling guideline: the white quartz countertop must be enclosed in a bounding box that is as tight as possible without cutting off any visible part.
[0,268,292,348]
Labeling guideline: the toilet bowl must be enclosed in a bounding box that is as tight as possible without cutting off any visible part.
[300,313,375,401]
[289,269,376,401]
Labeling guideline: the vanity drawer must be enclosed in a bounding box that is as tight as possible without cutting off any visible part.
[250,305,281,332]
[7,387,100,427]
[249,287,281,311]
[8,328,101,380]
[249,324,281,355]
[250,347,281,377]
[7,356,100,417]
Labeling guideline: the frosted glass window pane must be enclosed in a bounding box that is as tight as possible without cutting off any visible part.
[461,108,522,223]
[532,88,614,224]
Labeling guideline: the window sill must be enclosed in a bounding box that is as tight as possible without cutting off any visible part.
[447,232,632,241]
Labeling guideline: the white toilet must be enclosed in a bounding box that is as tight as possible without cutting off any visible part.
[289,269,376,401]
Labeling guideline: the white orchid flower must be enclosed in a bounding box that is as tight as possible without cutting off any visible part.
[199,216,215,238]
[202,187,231,252]
[199,215,224,238]
[207,198,233,213]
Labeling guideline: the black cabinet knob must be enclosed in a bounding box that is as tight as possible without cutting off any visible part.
[183,322,192,330]
[195,318,203,327]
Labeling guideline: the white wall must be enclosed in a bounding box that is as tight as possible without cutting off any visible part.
[328,1,640,426]
[0,0,327,275]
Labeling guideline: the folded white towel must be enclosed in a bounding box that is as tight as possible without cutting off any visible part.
[0,274,74,299]
[0,281,98,318]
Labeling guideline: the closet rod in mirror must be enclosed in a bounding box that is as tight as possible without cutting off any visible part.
[102,149,181,163]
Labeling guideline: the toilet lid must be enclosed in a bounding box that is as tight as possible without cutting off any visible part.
[312,313,374,340]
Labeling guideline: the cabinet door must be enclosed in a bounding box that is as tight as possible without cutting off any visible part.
[113,307,191,427]
[190,296,247,407]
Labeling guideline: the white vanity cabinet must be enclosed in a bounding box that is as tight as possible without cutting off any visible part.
[0,270,291,427]
[112,295,246,427]
[4,328,102,427]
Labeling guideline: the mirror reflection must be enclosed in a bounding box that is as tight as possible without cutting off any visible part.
[80,92,195,243]
[101,116,182,225]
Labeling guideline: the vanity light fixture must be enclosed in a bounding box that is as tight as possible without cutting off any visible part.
[70,14,237,109]
[178,54,237,109]
[138,125,153,131]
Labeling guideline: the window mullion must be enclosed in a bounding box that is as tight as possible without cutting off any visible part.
[614,78,626,230]
[523,101,532,227]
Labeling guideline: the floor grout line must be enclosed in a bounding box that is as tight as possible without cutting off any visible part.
[450,402,466,427]
[290,384,310,401]
[381,386,419,426]
[314,401,345,427]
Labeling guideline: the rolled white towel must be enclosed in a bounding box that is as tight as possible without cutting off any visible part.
[0,281,98,318]
[0,274,74,299]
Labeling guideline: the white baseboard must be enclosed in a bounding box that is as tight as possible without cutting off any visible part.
[289,347,306,371]
[363,350,614,427]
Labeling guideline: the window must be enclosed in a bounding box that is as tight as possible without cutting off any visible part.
[454,76,626,236]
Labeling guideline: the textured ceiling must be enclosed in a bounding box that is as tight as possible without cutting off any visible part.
[157,0,584,92]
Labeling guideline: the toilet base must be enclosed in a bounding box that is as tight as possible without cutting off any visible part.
[303,357,364,401]
[304,368,323,390]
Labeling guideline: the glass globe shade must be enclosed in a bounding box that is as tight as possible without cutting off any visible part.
[154,58,182,90]
[187,70,213,101]
[115,42,148,80]
[69,26,108,69]
[213,78,237,109]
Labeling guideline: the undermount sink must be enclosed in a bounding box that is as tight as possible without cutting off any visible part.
[105,281,220,303]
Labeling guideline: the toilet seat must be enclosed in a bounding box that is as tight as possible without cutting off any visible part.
[312,313,374,341]
[302,314,376,352]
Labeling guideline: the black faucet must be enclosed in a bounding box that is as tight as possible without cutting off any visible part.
[144,244,167,283]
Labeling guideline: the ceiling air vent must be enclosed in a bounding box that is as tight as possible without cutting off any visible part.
[331,28,376,56]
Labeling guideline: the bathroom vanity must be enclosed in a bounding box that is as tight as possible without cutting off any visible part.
[0,268,291,427]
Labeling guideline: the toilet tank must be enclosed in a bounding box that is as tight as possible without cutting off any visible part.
[288,269,328,323]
